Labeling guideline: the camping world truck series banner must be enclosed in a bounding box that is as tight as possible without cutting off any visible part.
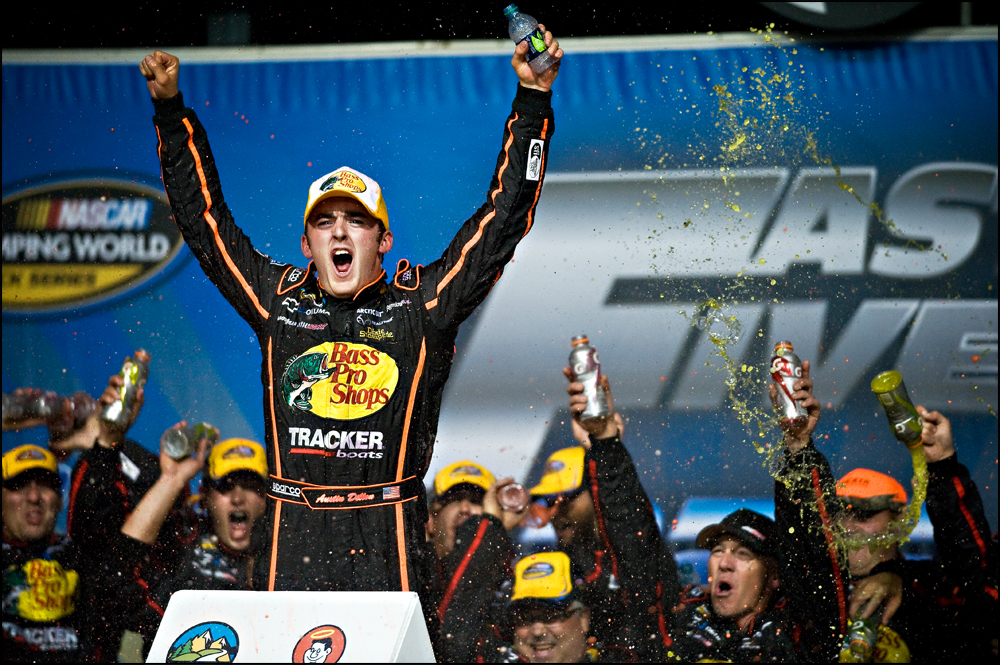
[3,29,997,530]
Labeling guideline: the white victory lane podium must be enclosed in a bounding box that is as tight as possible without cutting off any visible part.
[146,591,434,663]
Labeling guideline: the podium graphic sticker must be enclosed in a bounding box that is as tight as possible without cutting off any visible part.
[292,625,346,663]
[166,622,239,662]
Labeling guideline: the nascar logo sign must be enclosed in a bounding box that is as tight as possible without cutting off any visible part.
[1,178,182,313]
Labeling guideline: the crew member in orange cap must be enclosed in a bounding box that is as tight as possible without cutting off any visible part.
[836,467,909,577]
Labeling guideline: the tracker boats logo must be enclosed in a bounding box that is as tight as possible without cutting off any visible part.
[2,177,182,313]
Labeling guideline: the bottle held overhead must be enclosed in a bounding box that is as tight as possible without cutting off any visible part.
[503,4,557,74]
[100,349,150,429]
[770,340,808,428]
[870,371,923,447]
[161,422,219,460]
[569,335,610,423]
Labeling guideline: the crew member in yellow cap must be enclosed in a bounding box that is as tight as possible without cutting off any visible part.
[428,460,528,662]
[139,17,563,608]
[118,429,268,659]
[507,551,596,663]
[2,445,91,660]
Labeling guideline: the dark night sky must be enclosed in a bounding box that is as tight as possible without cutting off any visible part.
[6,2,996,49]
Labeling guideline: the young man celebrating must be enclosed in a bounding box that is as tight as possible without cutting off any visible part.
[139,23,561,601]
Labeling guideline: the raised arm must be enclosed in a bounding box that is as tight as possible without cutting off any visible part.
[770,361,848,661]
[565,369,678,660]
[407,30,561,329]
[121,422,208,545]
[919,406,996,595]
[141,51,288,330]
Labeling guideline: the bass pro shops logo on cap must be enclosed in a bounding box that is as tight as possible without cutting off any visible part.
[304,167,389,230]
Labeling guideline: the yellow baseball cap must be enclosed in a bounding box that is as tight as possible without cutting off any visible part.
[2,445,60,487]
[529,447,586,497]
[434,460,495,496]
[303,167,389,231]
[207,439,268,482]
[837,468,908,513]
[511,552,576,605]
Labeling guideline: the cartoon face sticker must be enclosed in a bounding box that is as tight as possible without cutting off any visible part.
[292,625,346,663]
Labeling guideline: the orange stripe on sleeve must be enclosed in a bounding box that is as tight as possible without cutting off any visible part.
[952,477,989,567]
[181,117,269,320]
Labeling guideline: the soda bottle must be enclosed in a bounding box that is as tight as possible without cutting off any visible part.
[497,481,529,513]
[870,370,922,448]
[503,4,557,74]
[101,350,150,430]
[839,614,879,663]
[47,391,98,439]
[569,335,610,423]
[160,422,219,460]
[770,340,808,428]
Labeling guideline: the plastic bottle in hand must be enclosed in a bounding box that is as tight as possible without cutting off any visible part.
[870,370,922,448]
[504,4,557,73]
[569,335,610,423]
[101,350,150,430]
[47,392,98,439]
[770,340,807,428]
[161,422,219,460]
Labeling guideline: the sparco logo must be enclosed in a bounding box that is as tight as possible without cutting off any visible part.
[270,481,302,498]
[2,177,182,313]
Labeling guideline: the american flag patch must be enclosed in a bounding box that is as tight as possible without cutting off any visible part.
[383,486,400,500]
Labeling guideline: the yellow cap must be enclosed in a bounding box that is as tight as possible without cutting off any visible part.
[434,460,495,496]
[529,447,586,497]
[837,468,907,512]
[511,552,575,603]
[207,439,268,482]
[2,445,58,483]
[303,167,389,231]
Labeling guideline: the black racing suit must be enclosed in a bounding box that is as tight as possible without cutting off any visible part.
[781,444,998,662]
[582,433,680,660]
[151,85,554,607]
[115,511,252,661]
[3,534,90,662]
[65,440,160,661]
[589,433,843,661]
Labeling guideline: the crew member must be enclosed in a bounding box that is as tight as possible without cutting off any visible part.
[428,461,524,662]
[117,434,268,658]
[139,21,562,604]
[3,446,90,661]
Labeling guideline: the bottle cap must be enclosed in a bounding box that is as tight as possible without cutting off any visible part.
[570,335,589,346]
[870,370,902,394]
[774,340,794,353]
[134,348,151,363]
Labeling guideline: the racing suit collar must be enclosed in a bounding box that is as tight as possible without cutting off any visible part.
[309,262,387,306]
